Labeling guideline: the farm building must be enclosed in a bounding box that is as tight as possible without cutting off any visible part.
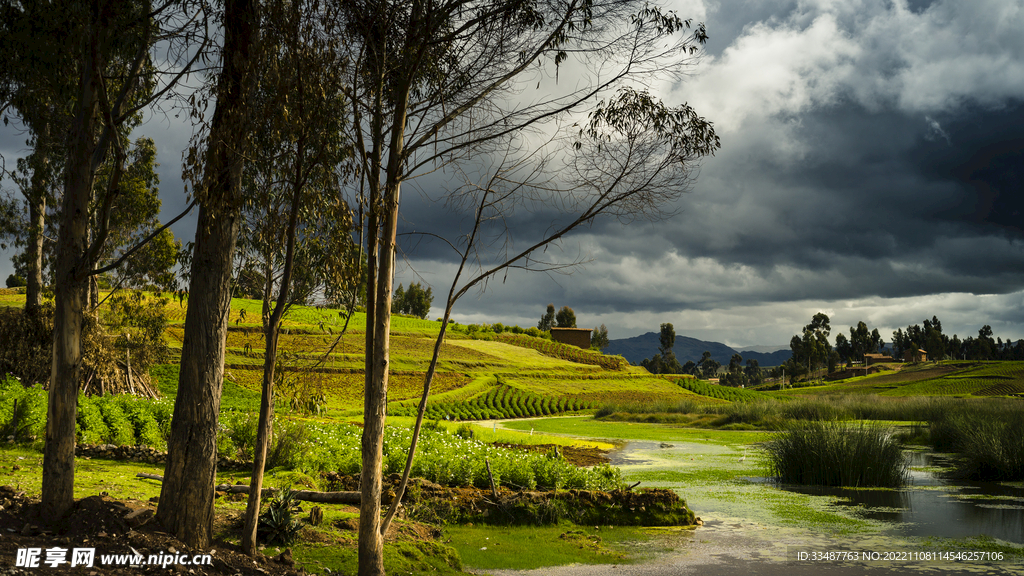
[550,327,592,349]
[827,366,882,380]
[863,353,891,365]
[904,348,928,363]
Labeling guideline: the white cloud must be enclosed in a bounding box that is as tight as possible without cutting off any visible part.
[676,0,1024,131]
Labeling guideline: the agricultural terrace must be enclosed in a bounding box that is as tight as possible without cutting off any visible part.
[4,291,706,422]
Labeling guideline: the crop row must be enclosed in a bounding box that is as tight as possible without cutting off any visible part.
[676,378,767,402]
[389,384,592,421]
[885,377,994,397]
[495,334,628,370]
[222,419,622,491]
[974,382,1024,396]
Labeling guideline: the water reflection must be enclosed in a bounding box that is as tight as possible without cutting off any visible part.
[776,451,1024,544]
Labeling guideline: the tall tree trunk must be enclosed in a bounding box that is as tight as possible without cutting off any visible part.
[358,181,399,576]
[358,21,413,567]
[240,321,278,554]
[241,131,306,555]
[155,201,238,549]
[25,123,49,317]
[155,0,256,550]
[42,24,101,519]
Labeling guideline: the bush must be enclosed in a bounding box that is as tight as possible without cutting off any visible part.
[77,397,110,444]
[98,398,137,446]
[0,307,54,386]
[268,420,315,470]
[765,421,908,487]
[226,411,260,460]
[0,378,47,441]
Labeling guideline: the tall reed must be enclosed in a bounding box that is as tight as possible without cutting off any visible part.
[765,421,909,487]
[929,403,1024,480]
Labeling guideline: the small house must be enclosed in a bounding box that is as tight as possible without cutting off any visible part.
[549,327,592,349]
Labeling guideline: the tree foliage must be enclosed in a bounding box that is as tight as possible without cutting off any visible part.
[641,323,683,374]
[538,303,556,331]
[392,282,433,319]
[591,324,609,350]
[555,305,576,328]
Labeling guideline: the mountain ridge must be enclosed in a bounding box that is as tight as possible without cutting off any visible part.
[605,332,790,367]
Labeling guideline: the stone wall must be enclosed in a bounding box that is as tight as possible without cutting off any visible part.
[74,444,251,471]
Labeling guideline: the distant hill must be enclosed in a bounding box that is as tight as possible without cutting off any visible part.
[736,348,792,367]
[605,332,789,367]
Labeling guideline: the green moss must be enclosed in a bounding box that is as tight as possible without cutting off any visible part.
[445,525,648,570]
[292,540,462,575]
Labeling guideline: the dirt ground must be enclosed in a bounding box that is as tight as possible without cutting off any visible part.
[0,485,304,575]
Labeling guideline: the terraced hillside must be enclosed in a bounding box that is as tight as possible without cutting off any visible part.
[148,295,710,420]
[778,361,1024,398]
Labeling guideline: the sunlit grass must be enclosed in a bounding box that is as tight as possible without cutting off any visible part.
[502,416,769,445]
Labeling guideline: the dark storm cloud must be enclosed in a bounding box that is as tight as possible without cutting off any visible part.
[406,0,1024,344]
[3,0,1023,346]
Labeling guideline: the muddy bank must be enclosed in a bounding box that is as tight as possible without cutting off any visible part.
[322,473,696,528]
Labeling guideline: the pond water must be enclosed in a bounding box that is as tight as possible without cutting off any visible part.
[608,440,1024,545]
[778,451,1024,545]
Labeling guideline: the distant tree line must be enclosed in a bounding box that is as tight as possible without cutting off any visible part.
[775,313,1024,385]
[891,318,1023,362]
[392,282,433,319]
[538,303,577,329]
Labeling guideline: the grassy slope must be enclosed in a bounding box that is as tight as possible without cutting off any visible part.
[774,361,1024,398]
[123,293,704,419]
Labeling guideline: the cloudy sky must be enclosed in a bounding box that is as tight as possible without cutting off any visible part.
[3,0,1022,350]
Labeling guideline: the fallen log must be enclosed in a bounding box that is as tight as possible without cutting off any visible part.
[136,473,361,504]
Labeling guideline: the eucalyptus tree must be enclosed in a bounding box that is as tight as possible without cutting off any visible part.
[234,0,356,555]
[1,1,76,316]
[1,0,208,519]
[155,0,256,549]
[334,1,719,571]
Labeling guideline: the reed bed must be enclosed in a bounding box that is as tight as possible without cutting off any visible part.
[764,421,909,487]
[929,404,1024,480]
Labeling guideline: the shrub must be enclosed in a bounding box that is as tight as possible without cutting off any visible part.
[77,397,110,444]
[226,411,260,460]
[268,420,314,470]
[0,307,54,385]
[257,488,303,546]
[99,398,137,446]
[765,421,908,487]
[0,379,47,441]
